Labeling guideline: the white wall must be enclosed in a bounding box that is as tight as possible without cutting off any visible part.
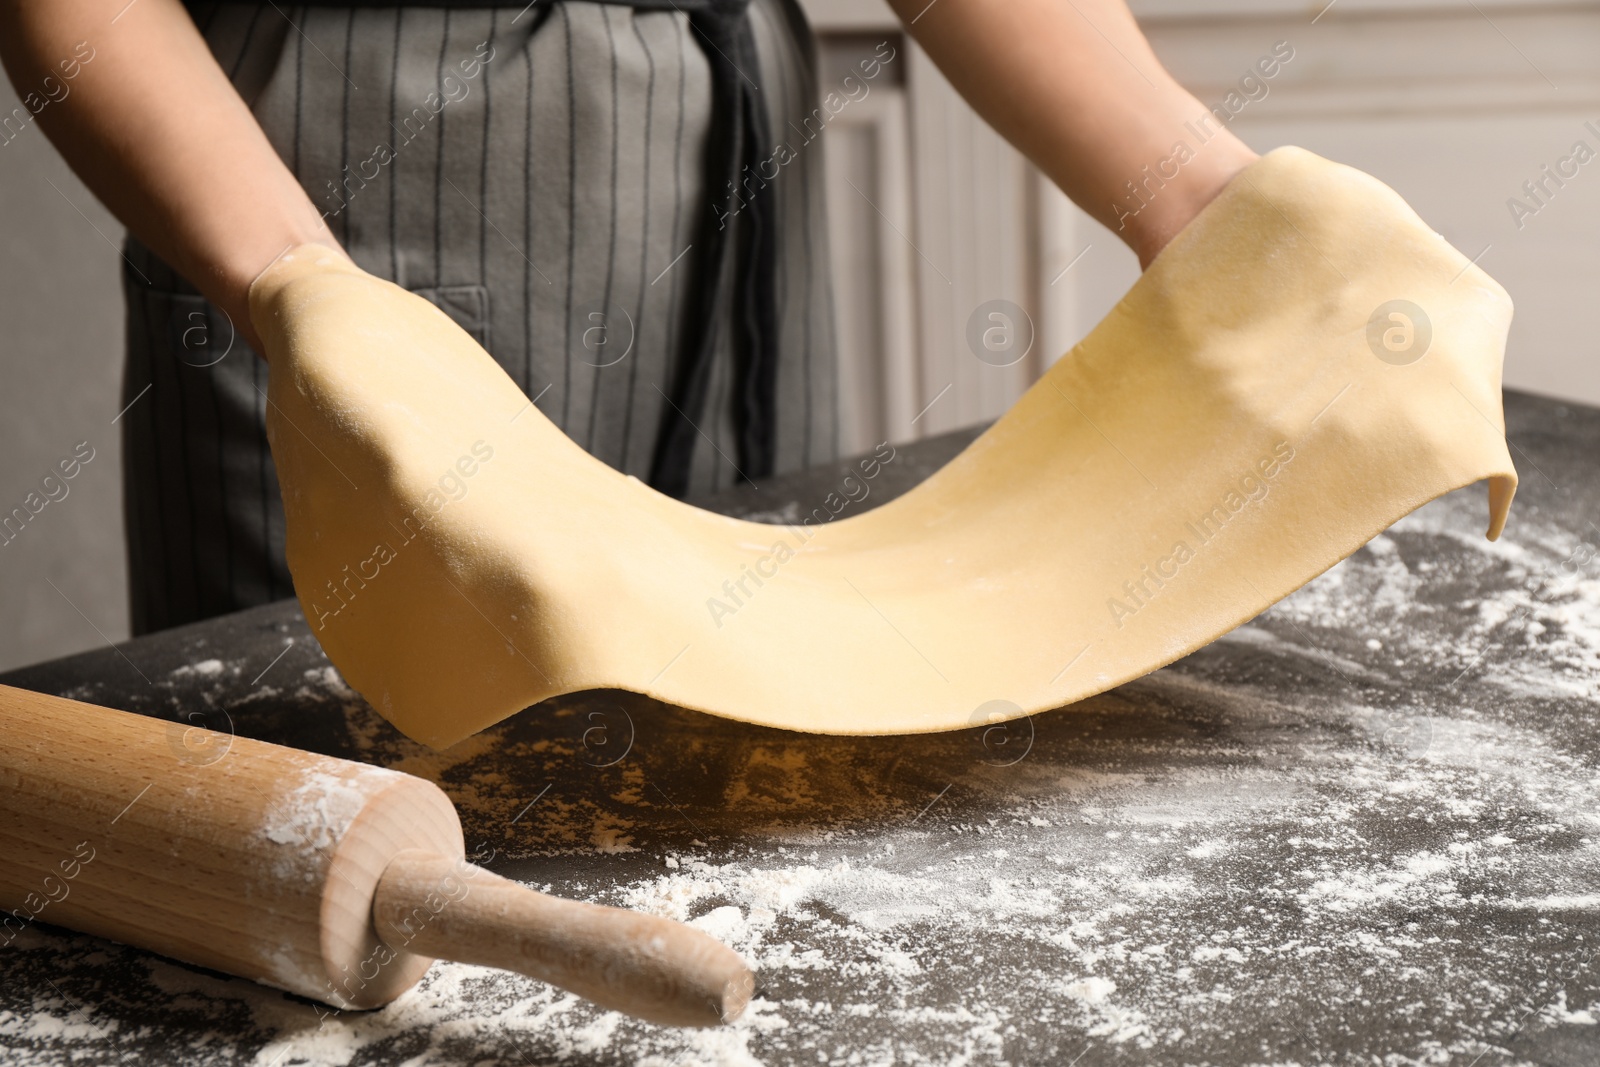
[0,77,127,672]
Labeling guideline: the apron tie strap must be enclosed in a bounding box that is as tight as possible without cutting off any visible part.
[639,0,778,496]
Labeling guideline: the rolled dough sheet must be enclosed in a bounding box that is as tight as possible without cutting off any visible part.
[252,147,1517,749]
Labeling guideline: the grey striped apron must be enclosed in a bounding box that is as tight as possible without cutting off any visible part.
[121,0,839,635]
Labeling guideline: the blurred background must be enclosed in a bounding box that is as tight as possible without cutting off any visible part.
[2,0,1597,670]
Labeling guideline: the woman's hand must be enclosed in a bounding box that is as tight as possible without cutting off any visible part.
[887,0,1259,268]
[0,0,349,355]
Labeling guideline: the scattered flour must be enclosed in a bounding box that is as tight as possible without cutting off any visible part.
[6,477,1600,1064]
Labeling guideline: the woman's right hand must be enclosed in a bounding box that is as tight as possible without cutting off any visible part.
[0,0,348,357]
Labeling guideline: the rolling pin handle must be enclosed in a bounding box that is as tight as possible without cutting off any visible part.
[371,850,753,1027]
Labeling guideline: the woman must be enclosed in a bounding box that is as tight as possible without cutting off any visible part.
[0,0,1257,634]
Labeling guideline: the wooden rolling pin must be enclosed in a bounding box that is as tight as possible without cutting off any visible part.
[0,684,751,1025]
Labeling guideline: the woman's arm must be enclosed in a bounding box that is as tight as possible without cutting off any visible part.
[0,0,346,353]
[885,0,1258,267]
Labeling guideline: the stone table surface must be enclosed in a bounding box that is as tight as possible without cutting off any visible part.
[3,391,1600,1067]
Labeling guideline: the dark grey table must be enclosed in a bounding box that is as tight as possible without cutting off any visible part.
[3,390,1599,1067]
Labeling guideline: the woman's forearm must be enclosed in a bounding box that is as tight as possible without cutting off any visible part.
[0,0,344,352]
[887,0,1258,267]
